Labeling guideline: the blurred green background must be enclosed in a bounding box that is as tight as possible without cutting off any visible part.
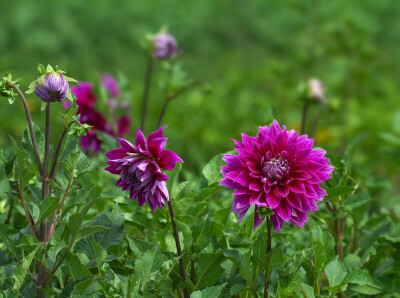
[1,0,399,198]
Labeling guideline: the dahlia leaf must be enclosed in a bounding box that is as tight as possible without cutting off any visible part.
[135,244,163,292]
[345,269,380,290]
[22,121,45,163]
[340,191,371,212]
[192,215,212,252]
[252,232,267,266]
[175,219,193,251]
[166,162,182,193]
[10,136,35,185]
[325,256,347,287]
[34,196,60,228]
[195,252,224,290]
[70,278,102,296]
[277,270,304,296]
[191,283,227,298]
[126,236,155,258]
[92,240,107,278]
[12,245,40,292]
[202,153,225,186]
[67,254,93,281]
[325,186,355,201]
[259,245,284,276]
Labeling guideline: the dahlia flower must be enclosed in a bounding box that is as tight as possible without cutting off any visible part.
[105,126,183,211]
[153,33,180,60]
[220,120,333,232]
[35,72,69,102]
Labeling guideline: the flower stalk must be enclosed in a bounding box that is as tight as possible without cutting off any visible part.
[140,57,154,131]
[264,216,272,298]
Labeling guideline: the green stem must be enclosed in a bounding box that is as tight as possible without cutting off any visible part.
[300,101,309,135]
[167,199,189,298]
[140,57,154,131]
[264,216,272,298]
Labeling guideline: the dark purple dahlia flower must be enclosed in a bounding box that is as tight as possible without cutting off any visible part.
[153,33,180,60]
[35,72,69,102]
[105,126,183,211]
[220,120,334,232]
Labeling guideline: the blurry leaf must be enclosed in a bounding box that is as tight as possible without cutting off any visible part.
[67,254,92,281]
[344,254,361,269]
[344,132,368,162]
[195,252,224,290]
[345,269,379,288]
[341,191,371,212]
[10,137,35,184]
[75,225,110,243]
[12,245,39,291]
[289,248,312,274]
[325,256,347,287]
[191,283,227,298]
[300,283,315,298]
[278,270,303,296]
[34,196,59,227]
[166,162,182,193]
[192,215,211,252]
[325,187,355,201]
[58,133,78,164]
[136,244,163,291]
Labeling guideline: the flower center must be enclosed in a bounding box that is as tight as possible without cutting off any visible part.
[127,171,141,188]
[262,157,289,182]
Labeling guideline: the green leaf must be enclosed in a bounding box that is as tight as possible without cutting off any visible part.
[345,269,379,288]
[278,270,303,296]
[12,245,40,291]
[191,283,227,298]
[341,191,371,212]
[252,232,267,266]
[192,215,211,252]
[10,136,35,184]
[325,256,347,287]
[92,240,107,277]
[75,225,110,243]
[71,278,102,295]
[259,245,284,276]
[195,252,224,290]
[166,162,182,192]
[324,186,355,201]
[126,236,155,258]
[22,121,45,164]
[67,254,93,281]
[202,153,225,186]
[175,219,193,251]
[300,283,315,298]
[34,196,60,227]
[135,244,163,291]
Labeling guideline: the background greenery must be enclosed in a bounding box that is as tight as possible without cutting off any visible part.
[1,0,399,201]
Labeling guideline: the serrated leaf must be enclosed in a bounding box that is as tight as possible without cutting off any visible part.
[175,219,193,251]
[12,245,40,291]
[195,252,224,290]
[192,215,211,252]
[136,244,163,291]
[67,254,93,281]
[126,236,155,258]
[202,153,225,186]
[252,232,267,266]
[92,240,107,277]
[71,278,102,295]
[34,197,59,227]
[75,225,110,243]
[191,283,227,298]
[22,121,45,165]
[341,191,371,211]
[278,270,303,296]
[325,256,347,287]
[259,245,284,276]
[345,269,379,288]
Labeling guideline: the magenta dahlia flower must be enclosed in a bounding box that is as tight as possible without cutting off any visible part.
[35,72,69,102]
[105,126,183,211]
[220,120,334,232]
[102,74,121,98]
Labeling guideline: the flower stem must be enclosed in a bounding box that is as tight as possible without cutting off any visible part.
[264,216,272,298]
[7,84,44,176]
[300,101,309,135]
[140,57,154,131]
[156,80,203,129]
[38,103,51,297]
[167,199,189,298]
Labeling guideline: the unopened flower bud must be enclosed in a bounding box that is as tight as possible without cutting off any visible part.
[35,72,69,102]
[153,33,180,60]
[307,79,326,103]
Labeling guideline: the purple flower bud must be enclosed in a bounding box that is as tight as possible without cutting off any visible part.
[153,33,180,60]
[307,79,326,103]
[35,72,69,102]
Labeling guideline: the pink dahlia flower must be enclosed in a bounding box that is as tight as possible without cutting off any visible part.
[105,126,183,211]
[102,74,121,98]
[220,120,334,232]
